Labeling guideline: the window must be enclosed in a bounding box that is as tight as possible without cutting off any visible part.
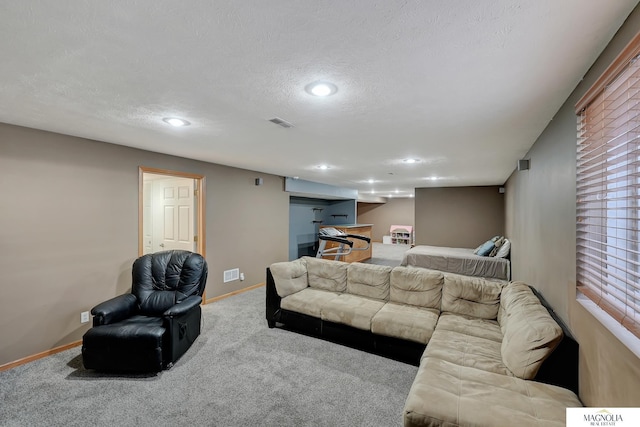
[576,32,640,339]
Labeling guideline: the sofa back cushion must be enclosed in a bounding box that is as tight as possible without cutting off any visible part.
[499,282,563,379]
[390,266,443,309]
[304,257,348,292]
[270,258,308,298]
[347,263,392,300]
[441,273,504,319]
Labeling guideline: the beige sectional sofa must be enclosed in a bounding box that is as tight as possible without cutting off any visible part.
[266,257,582,426]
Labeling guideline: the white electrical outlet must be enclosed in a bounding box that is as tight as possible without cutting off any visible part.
[240,273,245,281]
[80,311,90,323]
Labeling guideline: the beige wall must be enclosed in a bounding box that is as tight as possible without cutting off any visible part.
[505,6,640,406]
[357,198,415,242]
[0,123,289,366]
[414,186,504,247]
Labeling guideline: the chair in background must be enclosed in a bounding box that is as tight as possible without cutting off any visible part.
[82,250,208,372]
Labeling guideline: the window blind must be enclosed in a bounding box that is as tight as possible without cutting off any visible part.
[576,33,640,339]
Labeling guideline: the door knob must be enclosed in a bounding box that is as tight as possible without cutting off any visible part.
[159,243,165,248]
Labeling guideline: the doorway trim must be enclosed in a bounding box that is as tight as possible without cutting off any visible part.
[138,166,206,258]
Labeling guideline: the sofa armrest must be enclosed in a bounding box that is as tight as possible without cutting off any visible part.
[266,267,282,327]
[91,294,138,326]
[529,286,579,394]
[163,295,202,318]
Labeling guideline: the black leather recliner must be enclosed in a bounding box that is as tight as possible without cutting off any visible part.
[82,250,208,372]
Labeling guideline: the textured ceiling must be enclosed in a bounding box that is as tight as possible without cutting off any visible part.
[1,1,638,198]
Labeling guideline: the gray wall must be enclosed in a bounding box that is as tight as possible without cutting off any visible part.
[505,7,640,406]
[414,186,504,247]
[357,198,415,242]
[324,199,356,226]
[0,123,289,366]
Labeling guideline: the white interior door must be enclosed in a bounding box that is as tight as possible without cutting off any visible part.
[143,181,153,254]
[151,177,195,252]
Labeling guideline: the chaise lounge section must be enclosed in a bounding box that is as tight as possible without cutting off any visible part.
[266,256,582,426]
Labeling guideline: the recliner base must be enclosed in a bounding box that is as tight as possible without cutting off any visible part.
[82,315,166,373]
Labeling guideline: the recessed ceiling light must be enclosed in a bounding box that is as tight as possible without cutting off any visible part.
[395,189,399,194]
[305,81,338,97]
[163,117,190,127]
[429,176,439,181]
[409,194,414,198]
[367,179,375,184]
[403,158,419,164]
[317,164,330,170]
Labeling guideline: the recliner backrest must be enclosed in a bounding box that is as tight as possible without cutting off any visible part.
[132,250,208,315]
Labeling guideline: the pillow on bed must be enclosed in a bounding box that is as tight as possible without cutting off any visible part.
[474,236,498,254]
[489,236,506,256]
[476,240,496,256]
[474,236,505,257]
[495,239,511,258]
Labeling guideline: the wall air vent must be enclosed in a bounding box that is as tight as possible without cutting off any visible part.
[223,268,239,283]
[268,117,294,128]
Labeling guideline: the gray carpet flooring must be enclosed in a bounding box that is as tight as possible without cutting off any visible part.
[0,286,417,427]
[363,242,410,267]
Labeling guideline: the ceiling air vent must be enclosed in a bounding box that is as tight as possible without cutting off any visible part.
[268,117,294,128]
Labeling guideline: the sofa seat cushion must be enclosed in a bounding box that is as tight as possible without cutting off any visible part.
[435,312,504,343]
[423,315,509,375]
[370,302,439,344]
[404,357,582,427]
[281,288,341,318]
[320,293,385,330]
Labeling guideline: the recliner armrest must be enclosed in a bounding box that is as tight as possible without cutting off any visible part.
[163,295,202,318]
[91,294,138,326]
